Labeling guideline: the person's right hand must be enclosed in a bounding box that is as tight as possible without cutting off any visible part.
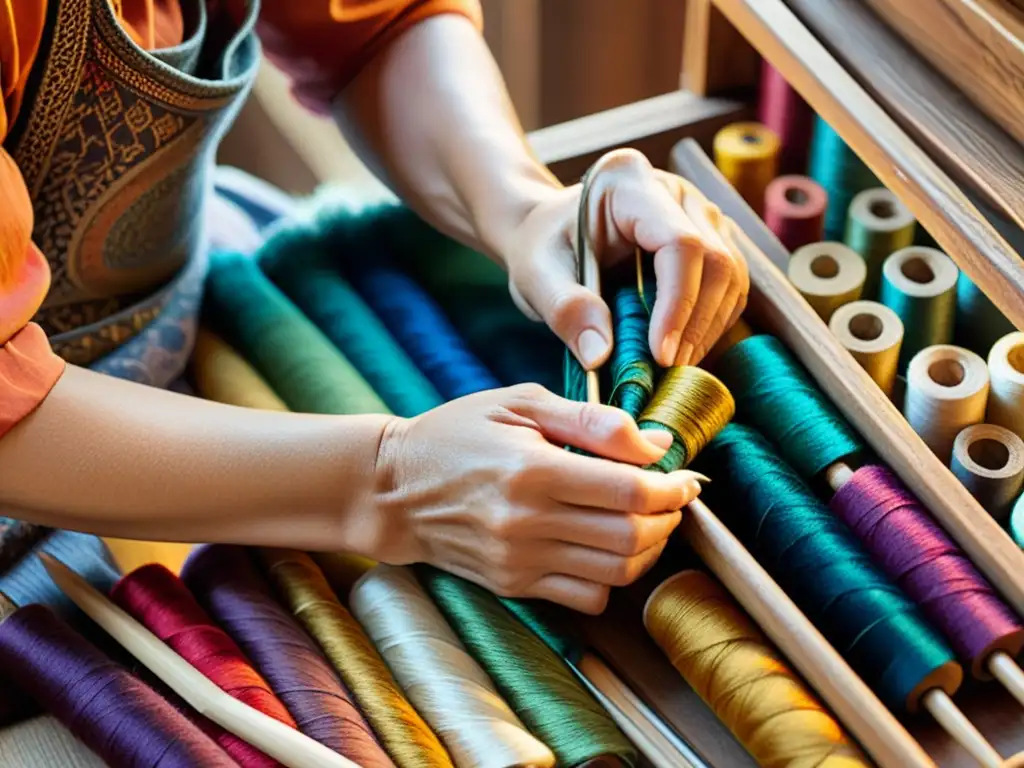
[364,383,704,614]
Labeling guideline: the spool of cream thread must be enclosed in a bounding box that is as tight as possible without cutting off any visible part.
[787,242,866,323]
[988,332,1024,442]
[1011,494,1024,549]
[828,301,904,399]
[905,345,990,463]
[713,123,781,216]
[845,188,916,299]
[879,247,959,371]
[951,424,1024,524]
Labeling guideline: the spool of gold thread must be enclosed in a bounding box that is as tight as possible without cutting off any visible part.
[828,300,904,399]
[644,571,870,768]
[638,367,736,470]
[713,123,781,215]
[259,548,454,768]
[311,552,379,602]
[190,328,288,411]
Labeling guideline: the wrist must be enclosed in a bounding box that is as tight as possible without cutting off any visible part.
[473,164,565,269]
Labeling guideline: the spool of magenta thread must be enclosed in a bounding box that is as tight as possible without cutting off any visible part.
[0,603,236,767]
[831,465,1024,678]
[764,176,827,252]
[758,61,814,174]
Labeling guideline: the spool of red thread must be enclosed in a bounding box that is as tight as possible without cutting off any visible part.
[758,62,814,174]
[764,176,827,252]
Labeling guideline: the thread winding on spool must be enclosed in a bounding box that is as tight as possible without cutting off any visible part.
[879,247,958,371]
[644,570,869,767]
[609,285,656,419]
[844,188,916,299]
[764,176,827,252]
[1012,495,1024,550]
[190,329,288,412]
[807,117,878,241]
[951,425,1024,524]
[350,565,556,768]
[713,123,780,215]
[828,301,904,399]
[259,549,453,768]
[758,62,814,175]
[180,546,394,767]
[905,345,990,463]
[787,242,866,322]
[956,273,1016,358]
[988,333,1024,441]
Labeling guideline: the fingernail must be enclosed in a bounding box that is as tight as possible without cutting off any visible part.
[676,341,694,366]
[642,429,674,452]
[660,330,681,365]
[577,328,609,369]
[688,472,712,484]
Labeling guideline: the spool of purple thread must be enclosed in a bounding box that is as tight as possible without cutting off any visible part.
[0,603,237,767]
[830,464,1024,678]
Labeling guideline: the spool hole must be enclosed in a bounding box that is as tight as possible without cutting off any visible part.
[848,313,884,342]
[810,255,840,279]
[741,132,761,145]
[784,187,809,205]
[1007,344,1024,375]
[928,359,966,387]
[900,256,935,285]
[869,199,896,219]
[968,438,1010,471]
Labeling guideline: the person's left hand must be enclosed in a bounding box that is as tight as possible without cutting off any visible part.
[502,149,748,370]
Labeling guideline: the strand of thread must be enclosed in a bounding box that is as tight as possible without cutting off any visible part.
[831,464,1024,677]
[111,563,297,767]
[180,545,394,767]
[645,570,869,767]
[987,332,1024,441]
[844,188,916,299]
[350,565,556,768]
[697,424,962,712]
[258,549,453,768]
[950,424,1024,524]
[807,116,878,241]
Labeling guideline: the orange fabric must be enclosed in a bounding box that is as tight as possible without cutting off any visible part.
[0,323,65,439]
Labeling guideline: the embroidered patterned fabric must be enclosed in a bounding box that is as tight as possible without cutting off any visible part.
[0,0,482,438]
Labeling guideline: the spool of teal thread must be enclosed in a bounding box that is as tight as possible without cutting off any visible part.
[608,285,656,419]
[879,247,959,371]
[808,116,879,241]
[1012,494,1024,549]
[844,188,916,300]
[955,272,1015,358]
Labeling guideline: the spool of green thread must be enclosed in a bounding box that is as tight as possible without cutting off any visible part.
[955,272,1015,358]
[608,286,655,420]
[879,246,959,371]
[203,251,388,415]
[1011,494,1024,549]
[844,188,916,299]
[808,117,879,241]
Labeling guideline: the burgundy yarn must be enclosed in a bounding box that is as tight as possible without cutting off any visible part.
[763,176,827,252]
[758,61,814,174]
[112,564,297,767]
[831,465,1024,677]
[181,545,395,768]
[0,604,237,767]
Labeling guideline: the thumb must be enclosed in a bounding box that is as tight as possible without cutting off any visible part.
[510,258,613,371]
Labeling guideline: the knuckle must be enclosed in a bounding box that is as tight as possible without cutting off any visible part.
[485,537,517,568]
[579,587,611,615]
[604,148,650,176]
[548,290,590,332]
[615,476,652,513]
[491,571,529,597]
[578,403,631,442]
[621,523,646,556]
[508,382,550,404]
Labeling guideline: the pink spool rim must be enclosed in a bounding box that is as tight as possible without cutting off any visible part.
[765,176,827,219]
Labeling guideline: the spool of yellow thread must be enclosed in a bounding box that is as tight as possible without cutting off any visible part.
[190,329,288,411]
[713,123,781,215]
[644,570,869,768]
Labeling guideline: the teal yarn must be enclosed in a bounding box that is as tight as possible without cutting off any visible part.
[879,252,958,371]
[808,117,879,240]
[608,285,656,419]
[696,424,959,712]
[203,250,388,415]
[416,567,637,767]
[1012,493,1024,549]
[498,598,586,665]
[955,272,1015,358]
[713,335,864,477]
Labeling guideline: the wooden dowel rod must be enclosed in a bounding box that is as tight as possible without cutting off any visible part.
[923,690,1002,768]
[990,653,1024,712]
[39,554,358,768]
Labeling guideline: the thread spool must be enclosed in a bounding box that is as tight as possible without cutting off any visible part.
[190,328,288,411]
[350,565,555,768]
[644,570,869,767]
[905,345,990,463]
[807,116,878,241]
[951,425,1024,524]
[828,301,904,398]
[879,247,959,370]
[713,123,780,215]
[0,715,105,767]
[988,333,1024,441]
[787,242,866,322]
[758,62,814,174]
[844,188,916,299]
[763,176,827,252]
[608,284,656,419]
[1011,495,1024,549]
[259,549,453,768]
[956,273,1016,357]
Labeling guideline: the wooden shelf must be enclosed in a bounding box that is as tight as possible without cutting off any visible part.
[709,0,1024,332]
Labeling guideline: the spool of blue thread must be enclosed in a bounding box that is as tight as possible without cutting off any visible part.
[955,272,1016,358]
[808,117,879,241]
[1012,493,1024,549]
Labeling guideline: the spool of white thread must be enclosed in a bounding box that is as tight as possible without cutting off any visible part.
[905,345,990,463]
[828,300,904,398]
[987,332,1024,442]
[349,565,556,768]
[788,242,866,323]
[950,424,1024,524]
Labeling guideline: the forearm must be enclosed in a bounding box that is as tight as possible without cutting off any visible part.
[0,366,393,553]
[335,14,562,265]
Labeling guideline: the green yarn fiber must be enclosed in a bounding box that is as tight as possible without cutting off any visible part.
[608,286,656,419]
[808,117,879,241]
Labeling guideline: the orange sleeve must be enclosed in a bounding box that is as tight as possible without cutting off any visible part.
[250,0,484,114]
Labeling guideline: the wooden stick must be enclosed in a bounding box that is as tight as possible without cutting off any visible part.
[38,553,359,768]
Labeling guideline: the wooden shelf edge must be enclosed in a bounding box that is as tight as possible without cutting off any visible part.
[710,0,1024,332]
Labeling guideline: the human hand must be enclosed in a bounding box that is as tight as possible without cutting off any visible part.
[502,149,748,370]
[367,383,704,614]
